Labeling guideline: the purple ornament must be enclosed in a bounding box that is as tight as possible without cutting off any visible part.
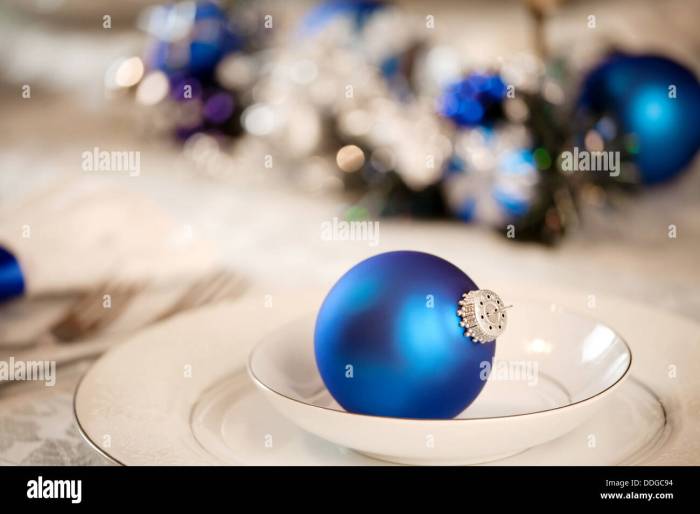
[203,92,234,123]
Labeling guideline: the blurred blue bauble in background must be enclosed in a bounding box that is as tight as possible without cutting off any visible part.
[300,0,386,36]
[578,53,700,184]
[443,147,539,225]
[315,251,495,419]
[439,73,508,128]
[441,126,539,226]
[145,0,242,79]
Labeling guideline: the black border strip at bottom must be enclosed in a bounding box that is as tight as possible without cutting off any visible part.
[0,466,697,507]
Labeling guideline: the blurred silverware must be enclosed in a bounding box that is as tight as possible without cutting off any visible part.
[56,270,245,343]
[0,270,247,377]
[50,280,147,342]
[152,270,245,323]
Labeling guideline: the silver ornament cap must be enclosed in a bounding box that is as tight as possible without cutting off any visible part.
[457,289,508,343]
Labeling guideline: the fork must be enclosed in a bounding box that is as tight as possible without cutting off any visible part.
[151,270,246,323]
[52,270,245,343]
[50,280,148,343]
[1,270,246,371]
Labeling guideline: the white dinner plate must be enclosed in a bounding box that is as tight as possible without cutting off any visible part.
[74,284,700,465]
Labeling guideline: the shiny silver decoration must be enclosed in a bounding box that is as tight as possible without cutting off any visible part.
[457,289,508,343]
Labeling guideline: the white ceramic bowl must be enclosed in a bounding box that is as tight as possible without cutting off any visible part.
[248,301,632,465]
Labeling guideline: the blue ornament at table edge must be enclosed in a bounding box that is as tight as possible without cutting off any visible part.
[577,53,700,185]
[0,245,25,304]
[314,251,497,419]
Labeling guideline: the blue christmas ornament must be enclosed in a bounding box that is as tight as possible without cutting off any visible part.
[315,251,505,419]
[442,128,539,225]
[439,73,508,128]
[145,0,242,79]
[577,53,700,184]
[0,245,25,304]
[299,0,386,37]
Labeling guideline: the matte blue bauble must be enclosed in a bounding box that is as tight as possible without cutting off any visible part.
[314,251,495,419]
[578,53,700,184]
